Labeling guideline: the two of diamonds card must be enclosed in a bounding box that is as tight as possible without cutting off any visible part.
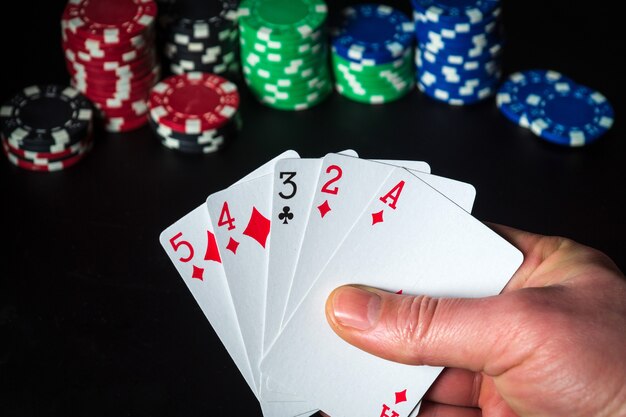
[160,150,523,417]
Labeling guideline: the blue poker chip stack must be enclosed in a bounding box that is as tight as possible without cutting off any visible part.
[330,4,415,104]
[497,69,615,147]
[412,0,504,105]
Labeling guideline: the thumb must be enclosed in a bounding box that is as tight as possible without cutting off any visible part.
[325,285,522,374]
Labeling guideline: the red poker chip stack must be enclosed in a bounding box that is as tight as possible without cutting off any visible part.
[147,72,241,154]
[61,0,160,133]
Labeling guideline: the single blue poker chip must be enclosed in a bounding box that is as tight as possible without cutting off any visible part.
[416,46,500,80]
[496,70,575,129]
[417,64,500,87]
[416,23,501,51]
[418,39,504,63]
[418,67,500,93]
[412,7,501,33]
[332,4,414,64]
[415,44,502,71]
[526,83,615,147]
[411,0,501,24]
[417,79,497,105]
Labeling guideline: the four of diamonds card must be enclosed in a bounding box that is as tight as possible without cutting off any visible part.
[160,150,523,417]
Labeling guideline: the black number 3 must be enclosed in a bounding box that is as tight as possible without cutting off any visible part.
[279,172,297,199]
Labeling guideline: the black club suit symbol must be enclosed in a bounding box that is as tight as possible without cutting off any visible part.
[279,206,294,224]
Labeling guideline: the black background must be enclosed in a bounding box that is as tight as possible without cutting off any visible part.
[1,0,624,416]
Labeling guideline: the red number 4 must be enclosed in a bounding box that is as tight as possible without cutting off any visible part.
[217,201,236,230]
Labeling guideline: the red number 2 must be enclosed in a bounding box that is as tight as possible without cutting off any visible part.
[321,165,342,195]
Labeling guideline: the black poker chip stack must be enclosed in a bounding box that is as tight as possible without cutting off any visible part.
[163,0,241,78]
[0,84,94,172]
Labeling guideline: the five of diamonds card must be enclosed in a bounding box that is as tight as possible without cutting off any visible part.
[160,150,523,417]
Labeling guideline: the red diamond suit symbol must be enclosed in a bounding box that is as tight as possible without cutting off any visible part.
[243,207,271,248]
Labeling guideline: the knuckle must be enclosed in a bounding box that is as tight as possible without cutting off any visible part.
[384,295,441,361]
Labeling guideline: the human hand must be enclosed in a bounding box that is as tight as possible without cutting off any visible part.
[324,224,626,417]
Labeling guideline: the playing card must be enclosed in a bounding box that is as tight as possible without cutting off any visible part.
[281,154,471,328]
[159,150,299,395]
[161,150,319,417]
[159,204,257,394]
[264,150,359,355]
[206,170,318,414]
[205,173,281,390]
[280,154,399,328]
[373,159,430,174]
[261,166,523,417]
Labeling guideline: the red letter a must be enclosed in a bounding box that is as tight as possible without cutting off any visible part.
[379,181,405,210]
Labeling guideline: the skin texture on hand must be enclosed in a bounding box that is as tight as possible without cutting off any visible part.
[324,224,626,417]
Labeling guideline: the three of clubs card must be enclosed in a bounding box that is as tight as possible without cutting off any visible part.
[160,150,523,417]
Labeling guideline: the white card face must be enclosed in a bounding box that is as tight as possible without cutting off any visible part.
[159,205,257,395]
[373,159,476,213]
[262,167,523,417]
[260,401,317,417]
[265,159,328,355]
[159,150,300,400]
[207,174,275,389]
[374,159,431,174]
[264,151,359,354]
[282,154,400,326]
[238,150,300,182]
[263,156,473,406]
[411,171,476,213]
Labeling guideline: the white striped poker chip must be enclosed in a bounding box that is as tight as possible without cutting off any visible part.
[159,135,225,153]
[411,0,500,24]
[171,1,239,33]
[412,8,501,31]
[418,47,496,70]
[332,4,414,64]
[417,81,496,105]
[1,84,93,146]
[496,70,573,129]
[172,26,235,46]
[238,0,328,41]
[526,83,614,147]
[62,0,157,45]
[153,120,228,145]
[103,114,149,132]
[61,21,152,51]
[2,138,92,172]
[148,72,240,134]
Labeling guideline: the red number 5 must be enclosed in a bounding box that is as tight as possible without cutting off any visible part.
[169,232,194,263]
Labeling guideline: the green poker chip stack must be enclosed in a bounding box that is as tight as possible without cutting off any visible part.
[238,0,332,110]
[332,49,415,104]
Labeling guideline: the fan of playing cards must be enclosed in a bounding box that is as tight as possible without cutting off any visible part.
[160,150,523,417]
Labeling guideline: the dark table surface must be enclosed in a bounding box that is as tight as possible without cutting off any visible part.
[1,0,624,416]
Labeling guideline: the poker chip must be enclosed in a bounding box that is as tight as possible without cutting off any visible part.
[496,70,574,128]
[162,0,241,78]
[0,84,94,171]
[62,0,160,133]
[238,0,332,110]
[331,4,415,104]
[2,138,93,172]
[412,0,504,105]
[496,70,615,146]
[526,83,614,147]
[148,72,240,153]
